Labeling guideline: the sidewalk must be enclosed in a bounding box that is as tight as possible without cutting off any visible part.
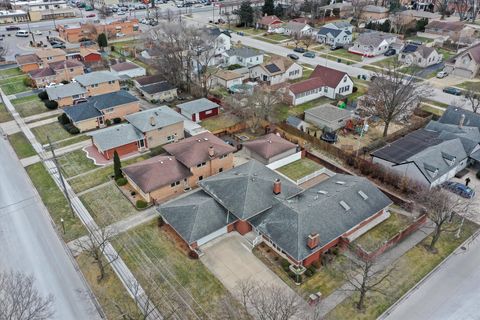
[20,139,91,167]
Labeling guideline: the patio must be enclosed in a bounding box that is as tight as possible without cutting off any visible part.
[83,145,141,166]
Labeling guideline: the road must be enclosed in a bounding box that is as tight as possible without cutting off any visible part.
[0,138,101,319]
[381,234,480,320]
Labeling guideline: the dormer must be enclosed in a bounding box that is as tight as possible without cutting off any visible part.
[424,163,439,178]
[441,152,456,166]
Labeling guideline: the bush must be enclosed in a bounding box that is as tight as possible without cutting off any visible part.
[44,100,58,110]
[58,113,70,125]
[476,170,480,179]
[63,123,80,134]
[136,199,148,209]
[158,216,165,227]
[227,64,243,70]
[288,271,298,281]
[331,247,339,256]
[113,117,121,124]
[23,77,33,87]
[105,119,111,126]
[304,269,313,277]
[189,250,199,259]
[116,177,127,186]
[38,91,48,100]
[307,265,316,275]
[312,260,322,269]
[352,86,358,93]
[61,80,69,85]
[281,259,290,272]
[150,99,159,104]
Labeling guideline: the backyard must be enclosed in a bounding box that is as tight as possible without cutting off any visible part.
[0,75,30,95]
[11,95,49,118]
[8,132,37,159]
[276,158,323,181]
[200,113,242,132]
[0,67,23,79]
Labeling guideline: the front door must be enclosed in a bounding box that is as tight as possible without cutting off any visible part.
[137,139,145,150]
[98,117,105,127]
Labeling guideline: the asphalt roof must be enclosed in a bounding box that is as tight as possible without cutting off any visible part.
[226,47,262,59]
[75,71,119,86]
[317,27,343,37]
[135,74,165,86]
[177,98,219,114]
[63,103,101,122]
[111,61,144,72]
[140,81,176,94]
[243,133,296,160]
[264,63,281,73]
[89,123,143,151]
[305,104,353,122]
[46,82,86,100]
[439,106,480,128]
[125,105,184,133]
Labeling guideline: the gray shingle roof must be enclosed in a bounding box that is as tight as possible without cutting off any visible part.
[317,27,343,37]
[226,47,262,59]
[243,133,296,160]
[439,106,480,128]
[198,160,303,220]
[158,189,237,244]
[425,120,480,154]
[305,104,353,122]
[75,71,119,86]
[89,123,143,151]
[250,174,392,261]
[63,103,101,122]
[177,98,219,114]
[46,82,86,100]
[356,32,395,47]
[140,81,176,94]
[125,105,184,133]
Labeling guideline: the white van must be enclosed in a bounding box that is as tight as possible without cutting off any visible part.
[15,30,29,37]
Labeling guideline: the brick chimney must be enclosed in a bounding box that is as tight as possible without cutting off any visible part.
[273,178,281,195]
[459,114,465,128]
[307,233,320,250]
[208,145,215,158]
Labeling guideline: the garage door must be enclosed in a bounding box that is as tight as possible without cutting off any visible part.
[197,226,228,247]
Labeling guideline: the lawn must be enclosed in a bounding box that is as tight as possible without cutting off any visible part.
[263,33,291,42]
[0,75,30,95]
[53,134,90,149]
[457,81,480,91]
[8,132,36,159]
[11,95,49,118]
[80,183,134,227]
[372,56,397,68]
[58,149,97,178]
[422,104,445,117]
[255,36,282,44]
[0,67,23,79]
[405,35,433,44]
[326,218,478,320]
[354,212,412,252]
[0,103,12,122]
[26,163,86,242]
[114,221,236,319]
[421,98,449,109]
[276,158,323,181]
[200,113,241,132]
[437,48,456,61]
[327,49,363,62]
[228,26,265,35]
[31,122,73,145]
[290,97,334,115]
[348,84,367,103]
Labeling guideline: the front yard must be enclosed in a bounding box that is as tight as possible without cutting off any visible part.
[0,75,30,95]
[457,81,480,91]
[276,158,323,181]
[8,132,37,159]
[58,149,97,178]
[11,95,49,118]
[0,103,12,122]
[327,49,363,62]
[31,122,75,145]
[0,67,23,79]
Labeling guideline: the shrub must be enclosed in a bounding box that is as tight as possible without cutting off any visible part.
[189,250,199,259]
[288,271,298,281]
[312,260,322,269]
[44,100,58,110]
[66,126,80,134]
[150,99,159,104]
[331,247,339,256]
[136,199,148,209]
[476,170,480,179]
[23,77,33,87]
[116,177,127,186]
[227,64,242,70]
[307,265,316,275]
[58,113,70,125]
[130,191,136,196]
[38,91,48,100]
[61,80,69,85]
[352,86,358,93]
[158,216,165,227]
[113,117,121,124]
[281,259,290,272]
[113,150,123,180]
[105,119,111,126]
[304,269,313,277]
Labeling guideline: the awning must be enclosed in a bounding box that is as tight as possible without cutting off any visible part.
[469,149,480,162]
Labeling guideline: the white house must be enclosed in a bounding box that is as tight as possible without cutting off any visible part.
[348,32,398,57]
[288,65,353,105]
[211,70,243,89]
[283,21,314,36]
[323,21,353,33]
[249,57,302,85]
[110,61,146,78]
[222,47,264,68]
[209,28,232,56]
[317,27,352,46]
[398,44,442,68]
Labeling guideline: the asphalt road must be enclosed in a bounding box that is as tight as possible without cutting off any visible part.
[0,138,101,320]
[381,235,480,320]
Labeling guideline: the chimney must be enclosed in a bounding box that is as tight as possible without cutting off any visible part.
[149,116,156,127]
[208,145,215,158]
[307,233,320,250]
[459,114,465,128]
[273,178,281,195]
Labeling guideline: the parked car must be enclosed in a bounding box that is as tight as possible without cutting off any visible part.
[443,87,462,96]
[384,48,396,56]
[303,52,315,58]
[15,30,29,37]
[6,26,20,31]
[117,11,126,15]
[84,5,93,10]
[287,53,299,60]
[293,47,306,53]
[86,13,96,18]
[52,43,66,48]
[442,181,475,199]
[436,70,448,78]
[330,44,342,51]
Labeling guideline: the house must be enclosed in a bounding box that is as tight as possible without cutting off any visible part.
[439,106,480,129]
[15,48,66,72]
[57,19,140,43]
[398,44,442,68]
[28,60,84,87]
[46,82,87,107]
[371,120,480,187]
[424,21,468,41]
[317,26,352,46]
[257,15,283,32]
[361,5,389,21]
[134,74,164,89]
[249,57,303,85]
[89,123,146,160]
[305,104,353,131]
[80,47,102,64]
[110,61,146,79]
[444,43,480,79]
[207,28,232,56]
[283,21,313,36]
[288,65,353,106]
[211,70,243,89]
[158,160,392,266]
[394,10,440,28]
[0,9,28,24]
[35,48,66,65]
[348,31,398,57]
[11,0,75,21]
[123,132,236,202]
[139,82,177,102]
[222,47,264,68]
[177,98,220,123]
[62,91,140,132]
[242,133,297,164]
[15,54,42,73]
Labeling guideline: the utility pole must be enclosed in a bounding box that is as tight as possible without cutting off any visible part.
[47,136,75,218]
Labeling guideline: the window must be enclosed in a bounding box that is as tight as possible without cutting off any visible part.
[219,168,223,173]
[198,176,203,181]
[108,80,115,84]
[219,154,227,159]
[47,57,52,60]
[91,84,98,88]
[196,162,206,168]
[205,110,212,115]
[324,87,327,93]
[170,181,180,187]
[167,135,175,141]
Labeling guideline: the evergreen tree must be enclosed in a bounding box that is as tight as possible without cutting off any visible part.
[262,0,274,16]
[113,150,122,180]
[239,1,254,27]
[274,3,283,18]
[97,33,108,50]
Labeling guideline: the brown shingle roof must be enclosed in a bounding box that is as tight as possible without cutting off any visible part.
[48,60,84,70]
[35,48,66,59]
[111,61,143,72]
[289,65,348,94]
[123,155,192,193]
[135,74,164,86]
[243,133,296,160]
[79,47,101,58]
[258,15,282,26]
[426,20,464,32]
[163,132,236,168]
[214,70,242,81]
[28,67,55,78]
[16,54,40,66]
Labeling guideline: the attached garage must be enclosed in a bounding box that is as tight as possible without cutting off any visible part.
[197,226,228,247]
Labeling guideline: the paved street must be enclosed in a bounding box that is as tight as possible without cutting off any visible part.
[0,137,101,319]
[381,233,480,320]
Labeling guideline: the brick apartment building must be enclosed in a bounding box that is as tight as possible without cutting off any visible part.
[57,19,140,43]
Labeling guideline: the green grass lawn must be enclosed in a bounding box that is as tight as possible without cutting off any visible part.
[327,49,363,62]
[228,26,265,35]
[348,85,367,102]
[255,36,281,44]
[0,103,12,122]
[457,81,480,91]
[11,95,49,118]
[277,158,323,181]
[405,35,433,44]
[26,163,86,242]
[80,183,134,227]
[0,67,23,79]
[114,221,236,318]
[0,75,30,95]
[31,122,73,145]
[263,33,291,41]
[437,48,456,61]
[421,98,449,109]
[58,149,97,178]
[372,56,397,68]
[326,218,478,320]
[422,104,445,116]
[8,132,36,159]
[201,113,241,132]
[291,97,334,115]
[53,134,90,149]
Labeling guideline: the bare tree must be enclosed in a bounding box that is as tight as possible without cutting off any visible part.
[415,187,475,252]
[432,0,450,19]
[0,271,54,320]
[362,61,431,137]
[75,227,120,282]
[291,31,303,48]
[455,0,470,20]
[351,0,368,26]
[301,34,317,51]
[464,83,480,113]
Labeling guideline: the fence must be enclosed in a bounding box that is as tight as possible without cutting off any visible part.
[210,122,247,135]
[266,152,302,170]
[354,213,428,261]
[296,168,326,185]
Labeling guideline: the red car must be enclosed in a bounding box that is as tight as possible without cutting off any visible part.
[86,13,96,18]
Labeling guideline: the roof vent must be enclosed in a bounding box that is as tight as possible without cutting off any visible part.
[267,140,272,143]
[358,190,368,200]
[204,138,209,141]
[339,200,350,211]
[168,157,172,160]
[336,181,345,185]
[149,116,156,127]
[317,190,328,195]
[160,161,164,164]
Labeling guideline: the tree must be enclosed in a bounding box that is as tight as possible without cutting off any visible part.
[97,33,108,50]
[0,271,55,320]
[455,0,470,21]
[274,3,284,17]
[464,83,480,113]
[113,150,122,180]
[351,0,368,26]
[262,0,274,16]
[362,61,431,137]
[239,1,254,27]
[301,34,316,51]
[432,0,450,19]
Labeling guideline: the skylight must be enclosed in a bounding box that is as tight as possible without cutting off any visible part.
[358,190,368,200]
[339,200,350,211]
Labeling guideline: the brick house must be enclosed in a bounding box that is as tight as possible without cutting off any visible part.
[257,15,283,32]
[123,132,236,203]
[89,123,146,160]
[360,5,389,21]
[15,54,41,73]
[16,48,66,73]
[80,47,102,64]
[28,60,84,87]
[243,133,297,164]
[110,61,146,79]
[57,19,140,43]
[177,98,220,123]
[158,160,392,266]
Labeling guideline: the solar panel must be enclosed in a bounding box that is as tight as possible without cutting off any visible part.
[265,63,281,73]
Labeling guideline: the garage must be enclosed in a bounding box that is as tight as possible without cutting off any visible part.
[197,226,228,247]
